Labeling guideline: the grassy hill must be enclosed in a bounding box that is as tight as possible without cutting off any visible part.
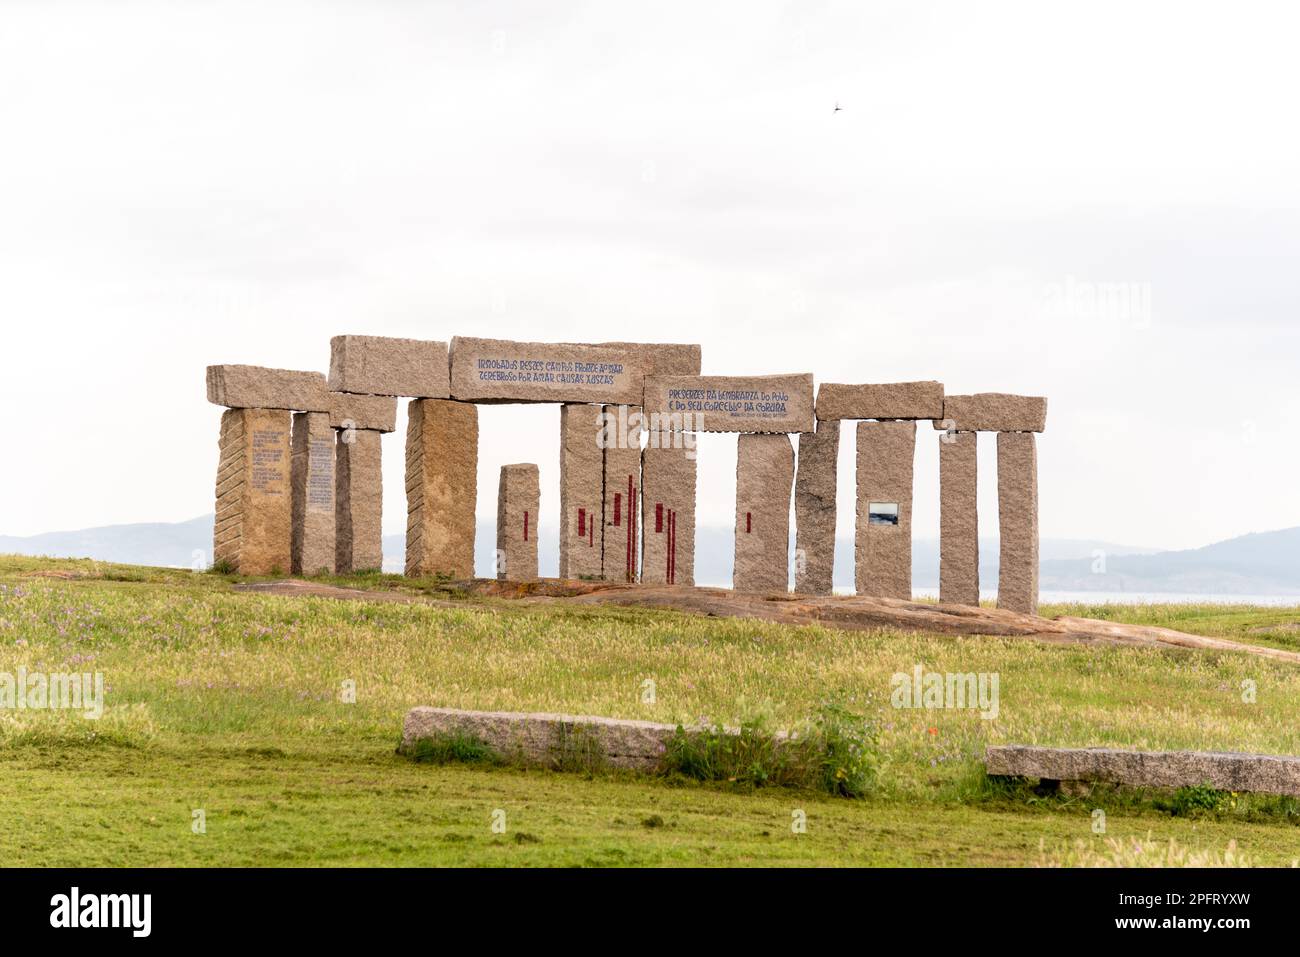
[2,554,1299,866]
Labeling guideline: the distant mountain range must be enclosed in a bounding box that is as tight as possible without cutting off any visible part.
[3,517,1298,596]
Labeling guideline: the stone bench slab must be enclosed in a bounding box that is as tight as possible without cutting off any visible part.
[986,745,1300,796]
[401,706,681,770]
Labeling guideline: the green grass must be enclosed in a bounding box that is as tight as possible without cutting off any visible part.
[2,554,1299,866]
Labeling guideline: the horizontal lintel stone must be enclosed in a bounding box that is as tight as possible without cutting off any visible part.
[206,365,329,412]
[327,335,450,398]
[567,341,702,377]
[328,392,398,433]
[935,393,1048,432]
[642,374,815,433]
[449,337,646,404]
[816,381,944,420]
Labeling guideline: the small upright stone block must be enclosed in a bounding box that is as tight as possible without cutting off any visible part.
[328,335,451,398]
[793,418,839,595]
[997,431,1039,615]
[335,429,384,573]
[405,399,478,578]
[855,421,916,599]
[449,337,645,404]
[214,408,292,575]
[496,464,540,582]
[328,392,398,433]
[602,405,642,583]
[290,412,335,576]
[733,433,794,593]
[642,374,815,434]
[939,430,979,605]
[641,430,697,586]
[559,404,604,580]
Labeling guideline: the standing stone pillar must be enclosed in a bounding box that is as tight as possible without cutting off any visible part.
[641,429,697,586]
[733,433,794,593]
[336,428,384,574]
[496,464,540,582]
[291,411,335,575]
[997,431,1039,615]
[793,417,839,595]
[939,430,979,605]
[602,404,642,583]
[406,398,478,578]
[214,408,292,575]
[855,420,916,599]
[559,403,604,580]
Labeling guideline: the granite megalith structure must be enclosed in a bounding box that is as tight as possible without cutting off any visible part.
[205,338,1048,618]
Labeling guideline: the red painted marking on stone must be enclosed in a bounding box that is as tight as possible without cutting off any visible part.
[655,503,663,533]
[746,512,752,534]
[624,481,634,579]
[669,509,677,584]
[613,493,621,527]
[578,508,586,538]
[523,511,529,542]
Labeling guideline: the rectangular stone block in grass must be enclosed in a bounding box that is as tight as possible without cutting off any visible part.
[986,745,1300,797]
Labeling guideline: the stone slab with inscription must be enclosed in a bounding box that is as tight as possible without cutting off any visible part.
[336,429,384,574]
[565,342,702,377]
[643,374,814,434]
[449,337,646,404]
[290,412,335,575]
[214,408,293,574]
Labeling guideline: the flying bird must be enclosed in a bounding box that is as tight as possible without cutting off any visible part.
[833,102,842,113]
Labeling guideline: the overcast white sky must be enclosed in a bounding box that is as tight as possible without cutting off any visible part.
[2,0,1297,550]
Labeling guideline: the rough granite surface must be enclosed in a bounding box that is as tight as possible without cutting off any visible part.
[793,418,839,595]
[997,431,1039,614]
[733,433,794,593]
[496,463,540,582]
[328,335,450,398]
[405,399,478,578]
[939,430,979,605]
[855,420,916,599]
[816,381,944,421]
[290,411,335,576]
[986,746,1300,797]
[214,408,292,574]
